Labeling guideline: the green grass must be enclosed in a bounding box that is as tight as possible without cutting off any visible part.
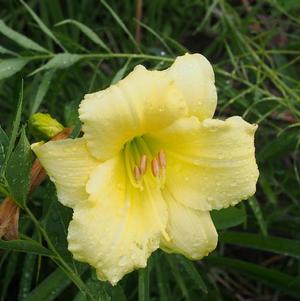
[0,0,300,300]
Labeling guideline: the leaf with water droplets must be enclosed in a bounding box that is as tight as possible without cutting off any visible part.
[30,53,81,76]
[0,58,28,80]
[6,127,32,207]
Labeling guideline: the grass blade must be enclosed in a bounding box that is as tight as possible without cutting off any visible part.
[30,70,55,115]
[165,255,191,301]
[0,239,52,256]
[206,256,300,298]
[220,231,300,259]
[111,59,131,84]
[0,20,49,53]
[23,268,71,301]
[1,252,18,301]
[0,126,9,171]
[6,127,32,207]
[1,81,23,177]
[177,256,207,293]
[138,267,149,301]
[0,58,28,81]
[19,0,66,51]
[19,252,36,300]
[0,45,18,56]
[100,0,141,52]
[55,19,111,52]
[248,197,268,236]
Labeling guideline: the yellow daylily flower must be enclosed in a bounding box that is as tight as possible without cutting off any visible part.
[32,53,259,285]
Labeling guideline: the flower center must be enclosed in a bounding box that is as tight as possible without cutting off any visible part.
[123,136,166,190]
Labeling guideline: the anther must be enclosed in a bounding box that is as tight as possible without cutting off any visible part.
[151,158,160,177]
[158,150,167,168]
[139,155,147,175]
[133,166,142,181]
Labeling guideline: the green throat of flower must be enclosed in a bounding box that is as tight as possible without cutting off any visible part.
[123,135,166,191]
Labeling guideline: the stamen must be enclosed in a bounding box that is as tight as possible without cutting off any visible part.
[139,155,147,174]
[133,166,142,182]
[158,150,167,168]
[151,158,160,177]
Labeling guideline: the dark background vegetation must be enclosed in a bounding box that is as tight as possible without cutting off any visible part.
[0,0,300,300]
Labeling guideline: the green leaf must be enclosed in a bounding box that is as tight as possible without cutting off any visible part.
[211,206,246,229]
[219,231,300,259]
[55,19,111,52]
[258,130,298,162]
[0,45,17,56]
[101,0,140,52]
[1,81,23,177]
[177,256,207,293]
[20,0,66,51]
[30,70,55,115]
[165,255,192,301]
[0,58,28,80]
[155,255,173,301]
[205,256,300,298]
[0,239,52,256]
[138,267,150,301]
[0,126,9,170]
[111,59,131,84]
[0,19,49,53]
[19,252,37,300]
[248,196,268,236]
[23,268,71,301]
[1,252,18,300]
[6,127,32,207]
[30,53,81,75]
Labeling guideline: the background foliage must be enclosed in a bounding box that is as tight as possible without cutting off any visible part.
[0,0,300,300]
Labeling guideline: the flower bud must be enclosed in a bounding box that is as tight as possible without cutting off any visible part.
[29,113,64,140]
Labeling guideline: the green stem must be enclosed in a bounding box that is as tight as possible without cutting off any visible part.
[24,206,94,300]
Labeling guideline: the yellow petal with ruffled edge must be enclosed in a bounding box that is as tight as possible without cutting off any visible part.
[165,53,217,120]
[68,154,167,285]
[147,116,259,211]
[160,190,218,259]
[31,138,98,208]
[79,65,187,161]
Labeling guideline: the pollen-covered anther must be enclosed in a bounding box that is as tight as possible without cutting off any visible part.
[158,150,167,169]
[133,166,142,181]
[139,155,147,175]
[151,158,160,177]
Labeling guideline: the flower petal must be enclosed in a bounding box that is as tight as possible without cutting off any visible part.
[165,53,217,120]
[147,116,259,210]
[79,65,187,161]
[161,190,218,259]
[31,138,98,208]
[68,155,168,285]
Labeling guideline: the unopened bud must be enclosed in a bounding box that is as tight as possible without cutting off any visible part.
[29,113,64,140]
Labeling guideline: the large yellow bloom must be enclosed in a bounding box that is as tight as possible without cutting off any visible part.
[32,53,259,285]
